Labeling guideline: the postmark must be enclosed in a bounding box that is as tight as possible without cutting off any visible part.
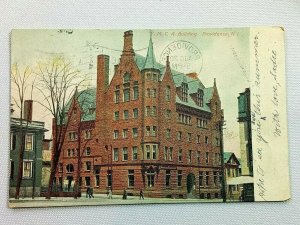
[159,40,203,74]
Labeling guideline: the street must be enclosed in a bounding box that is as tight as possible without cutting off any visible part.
[9,193,223,208]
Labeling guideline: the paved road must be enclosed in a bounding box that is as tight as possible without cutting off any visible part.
[9,194,223,208]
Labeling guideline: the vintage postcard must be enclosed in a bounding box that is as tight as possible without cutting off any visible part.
[9,28,290,208]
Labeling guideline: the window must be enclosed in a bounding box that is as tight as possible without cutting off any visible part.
[132,146,138,160]
[123,110,129,120]
[133,108,138,118]
[152,73,158,81]
[165,109,171,119]
[214,153,218,165]
[11,133,16,150]
[165,85,171,101]
[133,82,139,100]
[86,161,91,171]
[95,174,100,187]
[147,171,155,187]
[165,170,171,187]
[71,149,75,157]
[115,86,120,103]
[177,131,182,140]
[147,88,151,98]
[113,148,119,161]
[146,72,151,80]
[199,172,204,186]
[187,133,192,142]
[85,177,91,186]
[113,130,119,139]
[213,172,218,186]
[58,163,63,172]
[196,89,204,107]
[166,129,171,139]
[205,136,209,144]
[67,149,71,157]
[181,82,188,102]
[123,72,131,83]
[123,129,128,138]
[206,152,209,164]
[146,145,151,160]
[146,126,151,136]
[128,170,135,187]
[114,111,119,121]
[66,164,74,173]
[146,106,151,116]
[132,128,138,138]
[123,148,128,161]
[178,149,183,162]
[188,150,192,163]
[152,145,157,159]
[205,172,209,186]
[25,134,33,150]
[216,137,220,146]
[123,86,130,102]
[169,147,173,161]
[197,135,200,144]
[152,126,157,136]
[164,147,168,160]
[197,151,200,164]
[69,132,78,141]
[107,170,112,187]
[10,161,14,179]
[177,170,182,186]
[152,88,157,98]
[84,130,92,139]
[152,106,157,116]
[86,147,91,156]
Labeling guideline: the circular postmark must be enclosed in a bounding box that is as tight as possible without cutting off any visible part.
[159,40,203,74]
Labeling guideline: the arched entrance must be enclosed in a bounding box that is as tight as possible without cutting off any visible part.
[187,173,195,194]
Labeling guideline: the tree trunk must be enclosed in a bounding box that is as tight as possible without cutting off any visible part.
[15,132,25,199]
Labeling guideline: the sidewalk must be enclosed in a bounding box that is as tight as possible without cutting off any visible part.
[9,193,223,208]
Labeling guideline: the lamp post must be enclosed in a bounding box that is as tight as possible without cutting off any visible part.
[105,145,113,191]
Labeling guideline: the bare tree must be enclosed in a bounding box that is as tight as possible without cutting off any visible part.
[11,63,35,199]
[34,56,89,199]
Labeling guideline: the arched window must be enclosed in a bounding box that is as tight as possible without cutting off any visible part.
[165,85,171,101]
[66,164,74,173]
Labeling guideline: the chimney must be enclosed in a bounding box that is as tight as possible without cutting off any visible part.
[97,55,110,92]
[123,30,134,54]
[186,72,198,80]
[23,100,33,122]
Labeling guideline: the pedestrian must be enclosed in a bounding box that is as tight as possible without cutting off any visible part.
[89,187,94,198]
[139,189,144,200]
[108,188,112,199]
[86,186,90,198]
[122,188,127,200]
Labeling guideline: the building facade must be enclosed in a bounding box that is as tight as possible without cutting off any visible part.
[237,88,254,201]
[10,100,47,198]
[223,152,241,201]
[55,30,224,199]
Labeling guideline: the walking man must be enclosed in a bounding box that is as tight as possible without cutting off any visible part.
[139,189,144,200]
[108,188,112,199]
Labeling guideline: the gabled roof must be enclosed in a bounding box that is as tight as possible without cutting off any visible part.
[64,88,96,122]
[223,152,240,165]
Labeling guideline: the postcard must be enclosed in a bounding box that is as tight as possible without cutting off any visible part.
[9,27,290,208]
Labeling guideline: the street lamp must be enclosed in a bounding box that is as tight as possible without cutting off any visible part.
[105,145,113,191]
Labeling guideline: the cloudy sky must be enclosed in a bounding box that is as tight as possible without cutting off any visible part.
[11,28,250,156]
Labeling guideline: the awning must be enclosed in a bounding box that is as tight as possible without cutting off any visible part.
[227,176,254,185]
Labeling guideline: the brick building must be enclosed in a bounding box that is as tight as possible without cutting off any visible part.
[55,30,224,199]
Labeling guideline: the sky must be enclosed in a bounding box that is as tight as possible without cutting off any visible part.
[11,28,250,157]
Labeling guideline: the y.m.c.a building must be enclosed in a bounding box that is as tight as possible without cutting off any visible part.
[54,30,224,199]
